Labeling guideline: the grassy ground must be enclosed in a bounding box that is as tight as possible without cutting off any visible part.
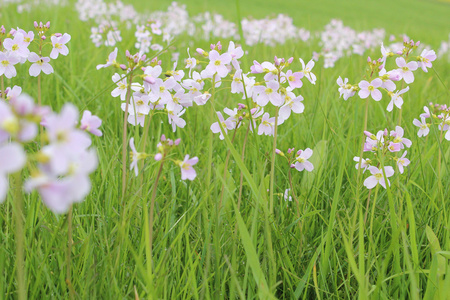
[1,0,450,299]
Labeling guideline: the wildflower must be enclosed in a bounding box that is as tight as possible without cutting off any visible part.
[358,78,383,101]
[279,92,304,122]
[0,142,27,202]
[284,70,303,89]
[395,57,418,84]
[28,53,54,76]
[50,33,71,59]
[413,117,429,137]
[129,137,146,176]
[417,49,436,72]
[387,87,409,111]
[205,50,231,78]
[337,76,355,100]
[363,166,394,189]
[3,32,30,59]
[80,110,102,136]
[0,52,20,78]
[177,155,198,180]
[210,111,234,140]
[353,156,371,172]
[293,148,314,172]
[390,126,412,148]
[299,58,316,84]
[258,113,275,136]
[253,80,282,107]
[96,47,118,69]
[397,151,410,174]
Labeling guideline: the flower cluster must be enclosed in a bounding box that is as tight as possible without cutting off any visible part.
[413,103,450,140]
[337,38,436,112]
[355,126,411,189]
[0,92,101,213]
[129,134,198,181]
[276,147,314,172]
[0,21,71,78]
[191,41,314,139]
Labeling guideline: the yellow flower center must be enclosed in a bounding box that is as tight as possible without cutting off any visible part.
[265,88,273,95]
[1,60,9,67]
[12,44,19,51]
[214,60,221,66]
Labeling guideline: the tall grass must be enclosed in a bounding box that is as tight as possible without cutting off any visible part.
[1,0,449,299]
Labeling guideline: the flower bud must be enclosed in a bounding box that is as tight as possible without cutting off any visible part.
[174,138,181,146]
[287,57,294,64]
[154,153,162,161]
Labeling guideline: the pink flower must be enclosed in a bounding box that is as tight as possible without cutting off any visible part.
[279,92,304,122]
[96,47,118,70]
[205,50,231,78]
[337,76,356,100]
[353,156,371,172]
[387,86,409,112]
[210,111,234,140]
[253,80,282,107]
[0,142,27,202]
[28,52,54,76]
[417,49,436,72]
[294,148,314,172]
[396,57,418,84]
[3,32,30,58]
[358,78,383,101]
[0,52,20,78]
[50,33,71,59]
[299,58,316,84]
[80,110,102,136]
[284,70,303,89]
[129,137,144,176]
[178,155,198,180]
[258,113,275,136]
[363,166,394,189]
[413,117,429,137]
[397,151,410,174]
[390,126,412,148]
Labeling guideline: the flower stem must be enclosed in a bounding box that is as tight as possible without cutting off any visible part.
[121,73,134,202]
[269,107,280,214]
[147,160,164,292]
[13,171,26,300]
[1,75,4,99]
[66,206,75,299]
[38,74,43,145]
[218,126,239,209]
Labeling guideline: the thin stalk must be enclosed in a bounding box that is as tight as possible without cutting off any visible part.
[1,75,4,98]
[269,107,280,214]
[218,126,239,209]
[147,160,165,295]
[13,172,26,300]
[230,123,250,300]
[121,73,134,201]
[38,74,43,145]
[66,206,74,299]
[139,113,153,195]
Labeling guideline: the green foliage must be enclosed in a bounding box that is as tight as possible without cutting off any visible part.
[1,0,450,299]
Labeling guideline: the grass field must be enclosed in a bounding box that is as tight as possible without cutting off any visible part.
[1,0,450,299]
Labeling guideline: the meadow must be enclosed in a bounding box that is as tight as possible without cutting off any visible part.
[1,0,450,299]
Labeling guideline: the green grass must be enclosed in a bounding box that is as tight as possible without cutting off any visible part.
[1,0,450,299]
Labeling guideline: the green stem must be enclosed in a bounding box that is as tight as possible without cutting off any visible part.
[66,206,74,299]
[13,172,26,300]
[218,126,239,209]
[147,160,165,295]
[121,73,134,202]
[269,107,280,214]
